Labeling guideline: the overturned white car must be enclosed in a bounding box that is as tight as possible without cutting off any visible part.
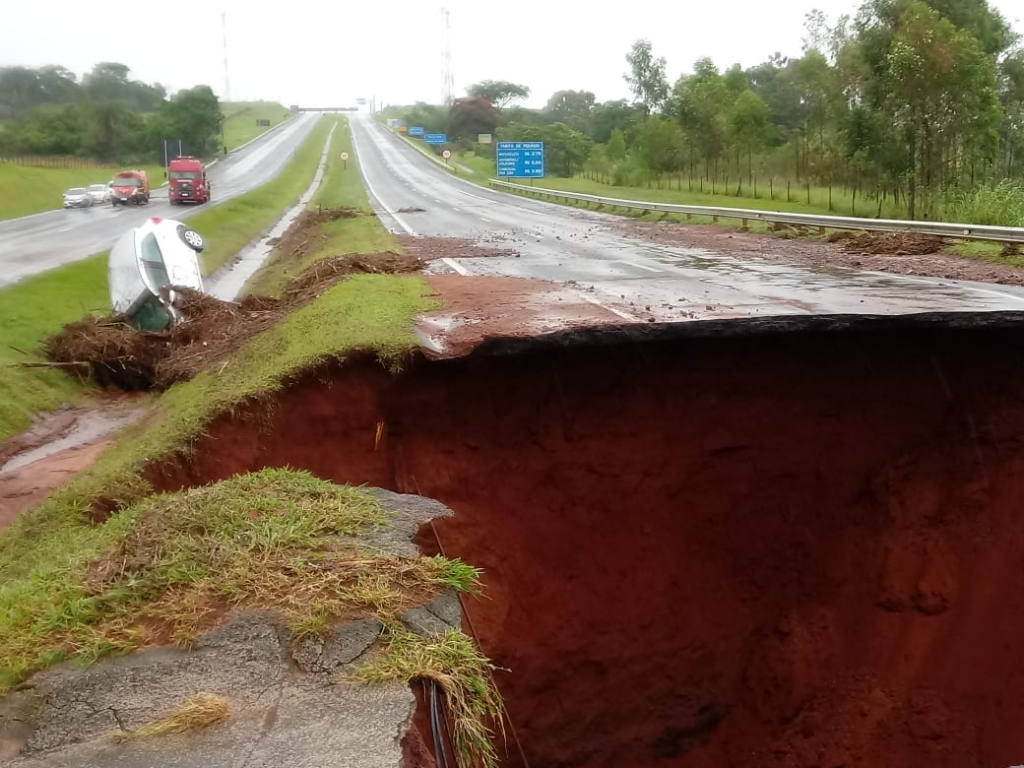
[108,217,207,331]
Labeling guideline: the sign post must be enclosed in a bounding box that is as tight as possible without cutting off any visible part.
[409,126,425,138]
[496,141,545,179]
[442,149,452,165]
[340,151,349,170]
[424,133,448,146]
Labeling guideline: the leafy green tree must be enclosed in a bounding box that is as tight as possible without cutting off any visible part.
[544,90,595,134]
[151,85,222,157]
[674,58,731,177]
[448,97,500,141]
[729,90,773,183]
[606,128,627,162]
[590,100,642,144]
[624,39,669,115]
[466,80,530,109]
[637,117,683,174]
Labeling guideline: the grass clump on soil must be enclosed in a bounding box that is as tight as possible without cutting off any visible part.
[0,468,479,693]
[114,693,229,741]
[0,254,110,440]
[246,118,398,296]
[352,625,505,768]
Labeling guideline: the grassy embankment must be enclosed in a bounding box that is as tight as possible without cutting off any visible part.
[220,101,293,151]
[0,114,503,767]
[0,117,334,441]
[0,163,166,222]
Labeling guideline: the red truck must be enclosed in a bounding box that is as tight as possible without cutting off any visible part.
[110,170,150,206]
[168,156,211,205]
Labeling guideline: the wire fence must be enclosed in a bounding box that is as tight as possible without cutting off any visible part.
[0,156,120,169]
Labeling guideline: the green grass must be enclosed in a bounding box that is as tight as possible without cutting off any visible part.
[0,164,166,221]
[193,116,336,274]
[0,255,110,439]
[245,117,397,296]
[220,101,292,151]
[352,625,504,768]
[0,467,479,693]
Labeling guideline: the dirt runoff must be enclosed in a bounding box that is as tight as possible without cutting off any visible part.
[396,234,521,260]
[144,318,1024,768]
[44,252,425,392]
[264,206,364,259]
[617,220,1024,286]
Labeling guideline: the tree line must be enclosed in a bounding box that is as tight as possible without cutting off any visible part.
[386,0,1024,223]
[0,63,224,162]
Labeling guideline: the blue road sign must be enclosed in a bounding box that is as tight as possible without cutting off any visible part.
[409,126,425,137]
[424,133,447,145]
[496,141,545,178]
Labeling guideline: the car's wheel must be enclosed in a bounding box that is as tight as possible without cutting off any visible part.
[179,227,205,252]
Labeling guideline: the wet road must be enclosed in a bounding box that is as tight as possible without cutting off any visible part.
[0,112,322,288]
[350,113,1024,320]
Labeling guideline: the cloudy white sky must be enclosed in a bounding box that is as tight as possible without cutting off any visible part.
[3,0,1022,109]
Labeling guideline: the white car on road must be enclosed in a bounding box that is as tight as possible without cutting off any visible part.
[87,183,110,205]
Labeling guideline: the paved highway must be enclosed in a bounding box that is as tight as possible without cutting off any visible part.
[0,112,322,288]
[350,113,1024,321]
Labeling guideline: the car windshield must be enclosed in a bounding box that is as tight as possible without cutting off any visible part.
[88,184,106,192]
[114,178,140,187]
[169,171,201,179]
[139,232,170,289]
[66,188,86,195]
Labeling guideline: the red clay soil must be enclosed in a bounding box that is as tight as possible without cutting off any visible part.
[617,219,1024,286]
[419,274,640,356]
[150,321,1024,768]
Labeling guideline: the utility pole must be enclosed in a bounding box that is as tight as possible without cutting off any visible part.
[221,12,231,103]
[441,8,453,106]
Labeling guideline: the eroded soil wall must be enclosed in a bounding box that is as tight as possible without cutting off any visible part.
[156,319,1024,768]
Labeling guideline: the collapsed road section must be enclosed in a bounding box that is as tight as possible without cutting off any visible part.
[145,312,1024,768]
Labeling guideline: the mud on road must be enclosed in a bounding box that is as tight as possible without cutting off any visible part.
[617,219,1024,287]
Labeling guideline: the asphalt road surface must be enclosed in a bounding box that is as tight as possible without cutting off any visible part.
[0,112,322,288]
[349,113,1024,321]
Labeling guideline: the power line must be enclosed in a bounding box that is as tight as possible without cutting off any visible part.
[222,12,231,103]
[441,7,454,106]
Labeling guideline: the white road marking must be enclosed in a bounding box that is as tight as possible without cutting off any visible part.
[441,258,471,276]
[578,293,642,322]
[624,261,665,274]
[350,123,417,236]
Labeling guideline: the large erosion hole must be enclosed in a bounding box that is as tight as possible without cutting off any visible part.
[154,316,1024,768]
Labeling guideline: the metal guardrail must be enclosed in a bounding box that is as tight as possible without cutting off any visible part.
[487,179,1024,244]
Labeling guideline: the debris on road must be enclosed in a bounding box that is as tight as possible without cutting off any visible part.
[842,231,945,256]
[396,235,520,260]
[617,219,1024,286]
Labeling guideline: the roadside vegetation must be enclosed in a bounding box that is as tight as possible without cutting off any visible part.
[0,162,166,221]
[221,101,292,151]
[385,0,1024,227]
[0,117,333,442]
